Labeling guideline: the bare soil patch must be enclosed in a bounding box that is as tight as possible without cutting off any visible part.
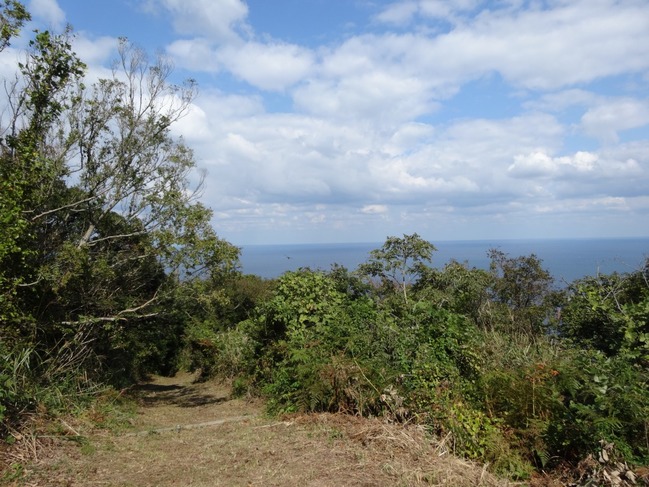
[5,373,514,486]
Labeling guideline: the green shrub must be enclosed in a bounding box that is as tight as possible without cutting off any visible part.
[473,331,649,469]
[0,338,104,436]
[198,239,649,480]
[182,320,254,381]
[560,269,649,363]
[233,269,393,415]
[545,349,649,465]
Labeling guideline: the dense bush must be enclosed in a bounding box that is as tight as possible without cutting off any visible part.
[195,237,649,480]
[242,269,390,414]
[559,265,649,363]
[0,337,103,436]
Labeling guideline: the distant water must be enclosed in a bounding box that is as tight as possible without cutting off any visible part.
[240,238,649,284]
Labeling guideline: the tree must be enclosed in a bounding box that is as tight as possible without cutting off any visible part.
[0,28,86,337]
[0,146,27,326]
[487,249,554,336]
[0,26,239,382]
[559,262,649,364]
[415,260,492,326]
[0,0,28,51]
[358,233,436,305]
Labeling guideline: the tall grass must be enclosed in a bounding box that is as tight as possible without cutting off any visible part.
[1,329,104,435]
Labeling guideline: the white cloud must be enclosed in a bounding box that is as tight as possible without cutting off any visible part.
[508,151,599,178]
[375,1,419,25]
[505,146,646,209]
[28,0,65,29]
[362,205,389,214]
[147,0,249,41]
[218,42,315,91]
[294,73,436,124]
[289,0,649,128]
[523,89,600,112]
[371,0,649,90]
[376,0,484,25]
[71,35,116,66]
[166,39,221,72]
[418,0,482,19]
[14,0,649,243]
[151,0,649,241]
[187,110,570,223]
[580,98,649,143]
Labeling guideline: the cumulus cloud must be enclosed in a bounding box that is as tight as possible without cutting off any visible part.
[292,34,450,124]
[374,0,649,90]
[166,39,221,72]
[71,35,117,66]
[294,74,436,124]
[508,151,599,178]
[218,42,315,91]
[28,0,65,29]
[376,0,483,25]
[523,89,601,112]
[580,99,649,143]
[191,109,570,221]
[21,0,649,242]
[375,1,419,25]
[146,0,249,41]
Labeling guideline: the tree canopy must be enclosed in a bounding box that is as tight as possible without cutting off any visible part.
[0,8,239,392]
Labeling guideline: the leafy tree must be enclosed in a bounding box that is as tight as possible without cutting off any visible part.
[487,249,555,336]
[415,260,492,326]
[560,263,649,363]
[0,21,239,396]
[358,233,436,305]
[0,0,28,51]
[0,28,86,339]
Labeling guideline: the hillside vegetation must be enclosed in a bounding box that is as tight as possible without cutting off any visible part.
[1,4,647,484]
[183,235,648,482]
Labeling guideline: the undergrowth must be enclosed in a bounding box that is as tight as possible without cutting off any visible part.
[185,246,649,482]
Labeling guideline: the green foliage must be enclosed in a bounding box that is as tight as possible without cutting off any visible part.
[560,265,649,363]
[176,271,270,381]
[0,9,644,479]
[415,260,492,325]
[0,336,104,436]
[443,401,533,479]
[183,322,255,381]
[358,233,436,305]
[228,269,390,415]
[474,331,649,468]
[257,270,373,413]
[487,249,555,336]
[207,238,649,479]
[0,15,239,436]
[17,28,86,137]
[0,1,29,51]
[545,349,649,464]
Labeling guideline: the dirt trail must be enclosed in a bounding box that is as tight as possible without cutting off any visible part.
[17,373,512,487]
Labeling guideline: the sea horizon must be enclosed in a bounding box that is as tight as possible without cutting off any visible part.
[239,236,649,284]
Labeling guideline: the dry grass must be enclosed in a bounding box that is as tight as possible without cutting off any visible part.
[4,373,515,487]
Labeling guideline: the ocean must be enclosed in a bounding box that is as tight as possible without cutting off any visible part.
[239,238,649,284]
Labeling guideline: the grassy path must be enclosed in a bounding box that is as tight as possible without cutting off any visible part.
[11,373,512,486]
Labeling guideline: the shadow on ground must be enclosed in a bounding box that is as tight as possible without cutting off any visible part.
[130,379,230,408]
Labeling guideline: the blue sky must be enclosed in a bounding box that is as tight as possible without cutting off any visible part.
[5,0,649,244]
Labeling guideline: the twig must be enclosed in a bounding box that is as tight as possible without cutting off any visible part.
[254,421,294,429]
[60,419,81,436]
[352,358,381,395]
